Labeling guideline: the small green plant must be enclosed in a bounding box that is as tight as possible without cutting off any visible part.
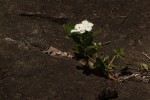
[64,20,125,79]
[106,48,125,70]
[64,20,101,58]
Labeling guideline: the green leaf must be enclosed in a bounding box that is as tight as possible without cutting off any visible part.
[72,48,79,54]
[86,44,96,49]
[65,36,71,39]
[92,28,100,36]
[73,46,85,54]
[64,22,75,33]
[84,31,93,37]
[103,56,109,62]
[95,42,102,50]
[78,46,84,54]
[72,46,86,58]
[85,48,97,57]
[83,37,93,45]
[93,58,109,78]
[71,33,82,44]
[114,48,125,58]
[94,58,106,70]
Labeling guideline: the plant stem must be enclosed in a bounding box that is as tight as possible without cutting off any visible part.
[108,55,116,67]
[87,55,95,62]
[89,57,95,62]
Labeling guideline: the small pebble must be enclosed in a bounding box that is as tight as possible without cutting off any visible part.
[142,76,147,79]
[115,73,121,78]
[135,73,140,77]
[99,87,118,100]
[50,52,57,56]
[142,77,149,83]
[67,54,73,58]
[79,59,86,65]
[56,51,62,55]
[88,61,94,69]
[135,75,142,80]
[61,52,68,57]
[129,40,136,46]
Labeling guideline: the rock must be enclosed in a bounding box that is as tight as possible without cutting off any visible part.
[56,51,62,55]
[142,76,150,83]
[87,60,94,69]
[129,39,136,46]
[67,54,73,58]
[61,52,68,57]
[43,46,61,55]
[50,51,57,56]
[98,87,118,100]
[79,59,87,66]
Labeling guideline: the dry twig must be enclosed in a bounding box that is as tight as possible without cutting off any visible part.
[142,52,150,60]
[121,9,135,24]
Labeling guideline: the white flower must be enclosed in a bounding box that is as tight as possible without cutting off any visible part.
[71,29,79,33]
[82,20,94,32]
[71,24,86,33]
[75,24,86,33]
[71,20,94,33]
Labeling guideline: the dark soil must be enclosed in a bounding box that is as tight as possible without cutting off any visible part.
[0,0,150,100]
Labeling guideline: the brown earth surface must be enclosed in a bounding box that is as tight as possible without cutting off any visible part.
[0,0,150,100]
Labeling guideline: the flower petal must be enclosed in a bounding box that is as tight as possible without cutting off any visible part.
[75,24,81,29]
[87,23,94,27]
[85,27,92,31]
[75,24,86,31]
[82,20,89,25]
[71,29,79,33]
[80,30,86,33]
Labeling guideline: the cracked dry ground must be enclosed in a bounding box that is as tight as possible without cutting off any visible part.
[0,0,150,100]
